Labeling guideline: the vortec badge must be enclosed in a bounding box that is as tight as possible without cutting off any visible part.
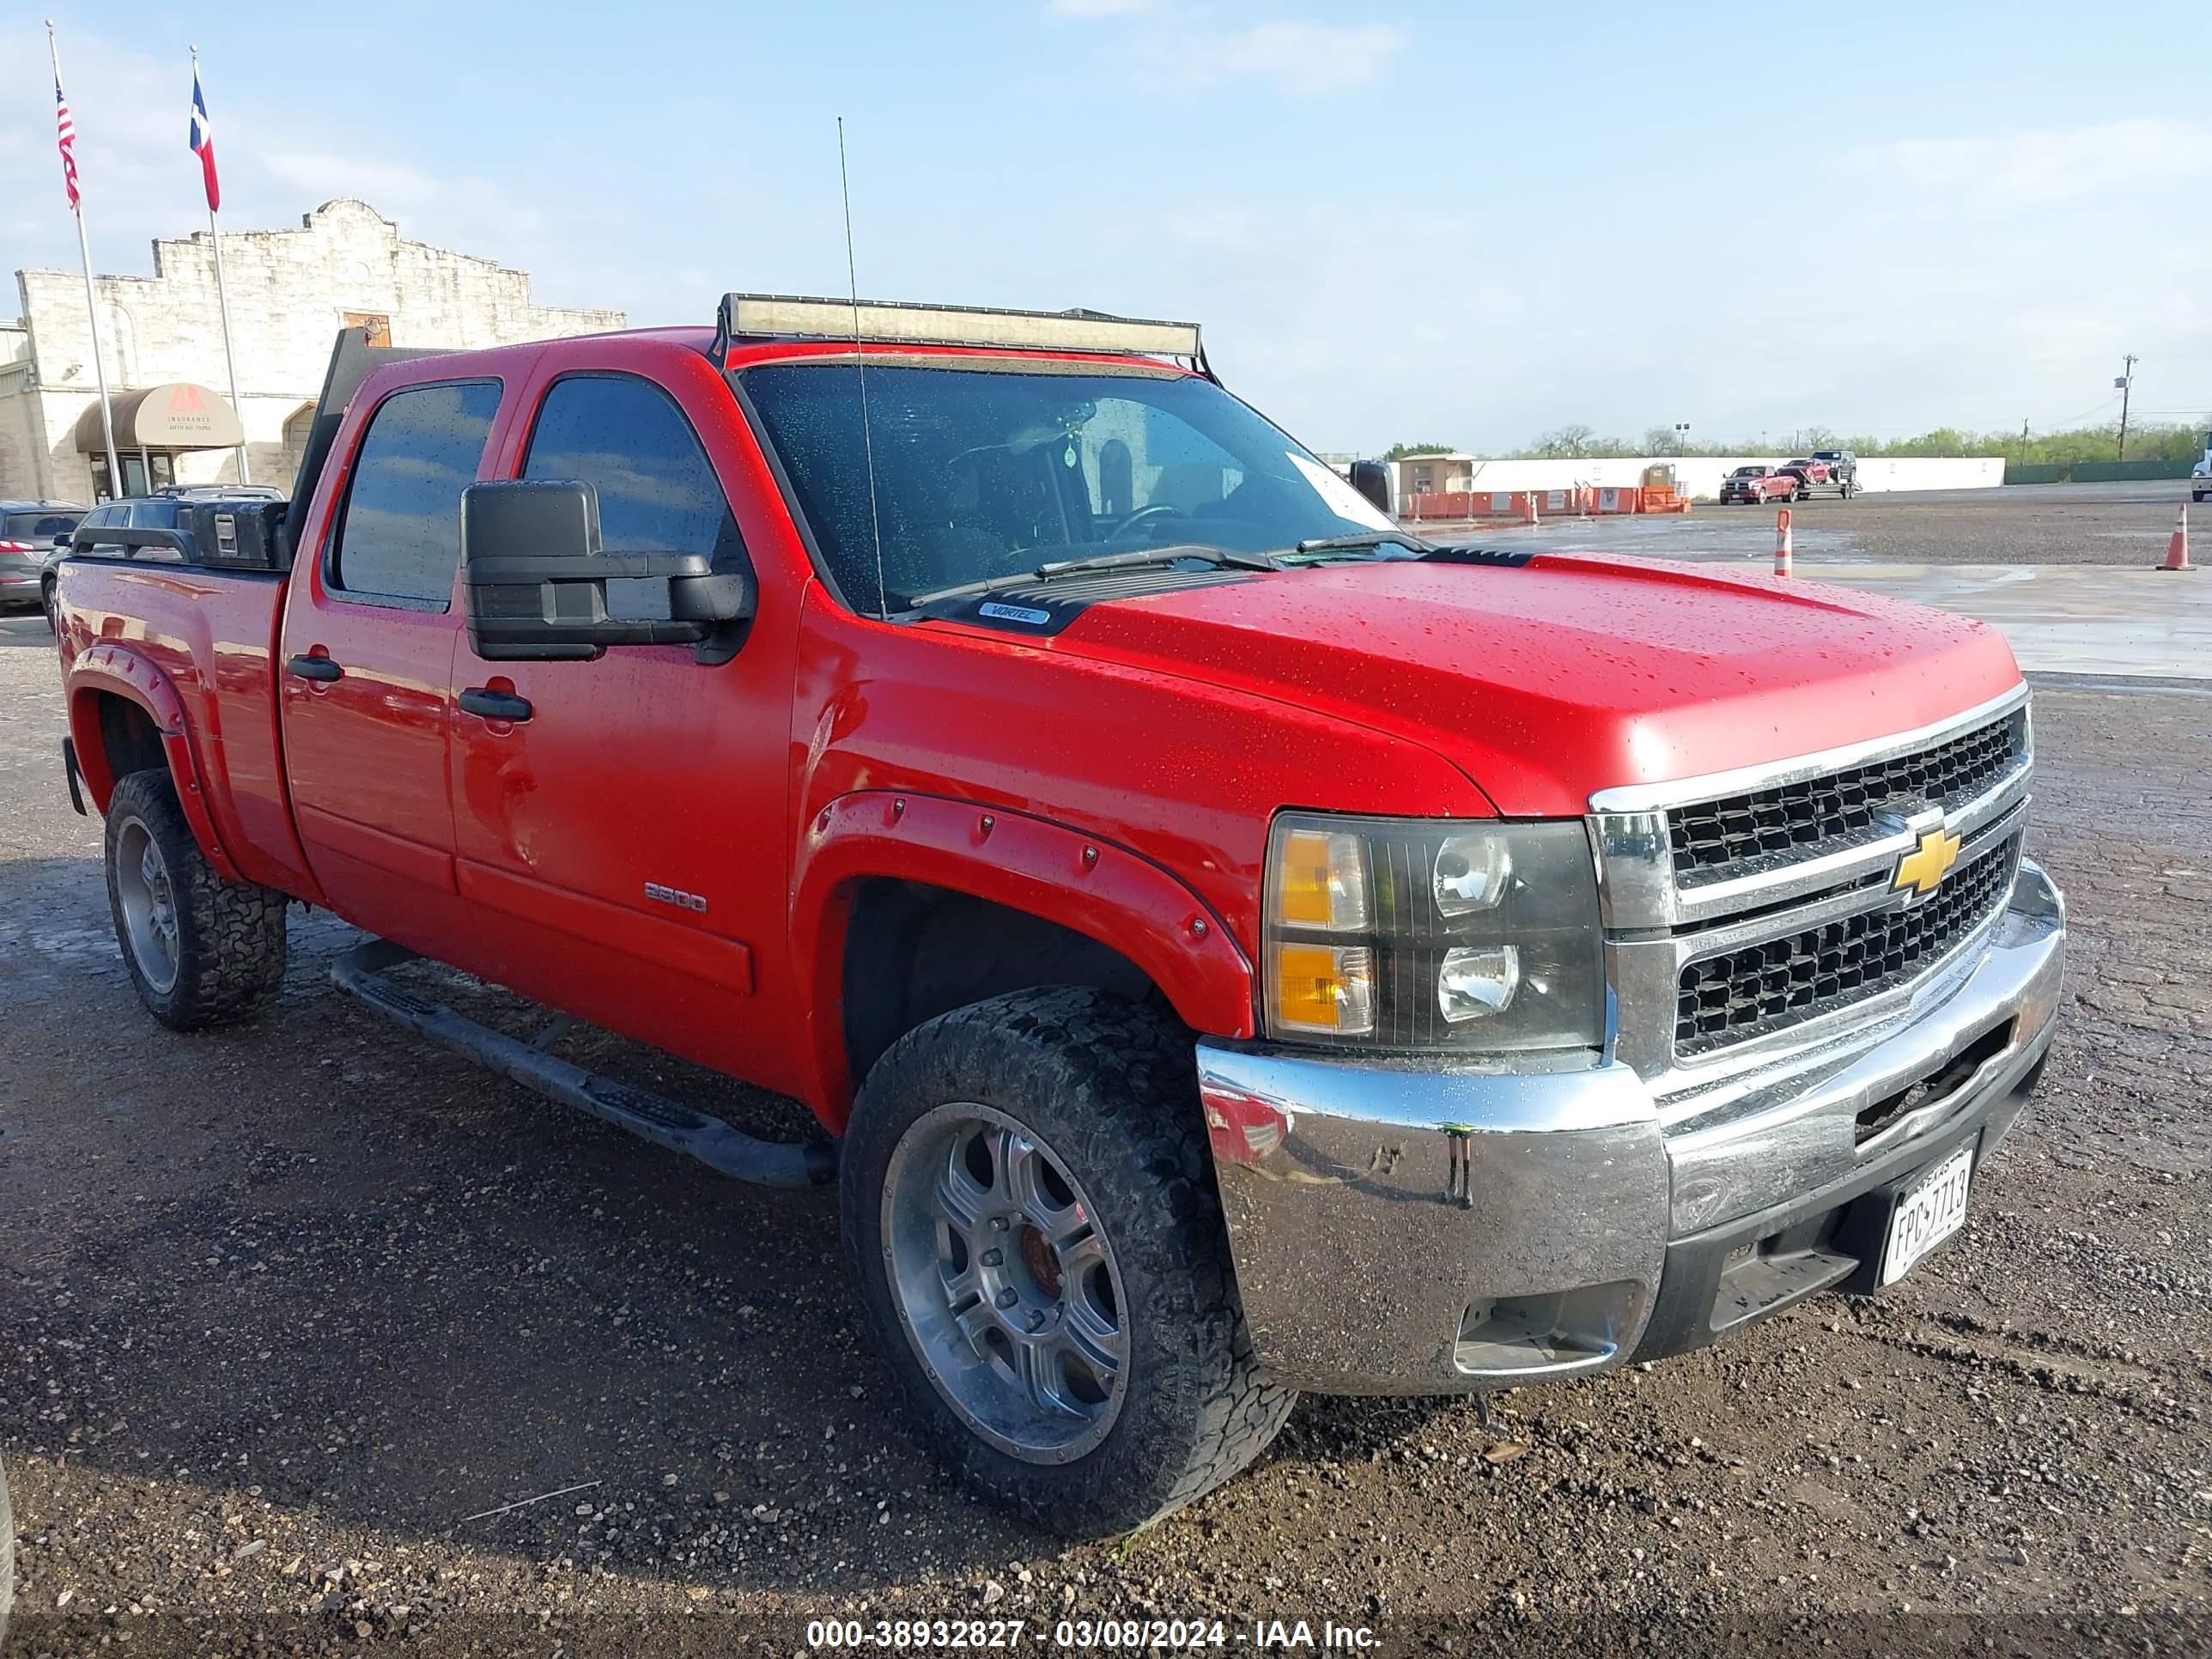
[1893,826,1961,897]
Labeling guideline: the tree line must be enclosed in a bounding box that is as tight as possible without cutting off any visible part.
[1385,420,2209,466]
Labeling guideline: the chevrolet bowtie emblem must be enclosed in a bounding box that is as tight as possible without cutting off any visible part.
[1893,826,1962,896]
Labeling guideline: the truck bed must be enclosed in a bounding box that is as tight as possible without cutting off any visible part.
[55,558,316,899]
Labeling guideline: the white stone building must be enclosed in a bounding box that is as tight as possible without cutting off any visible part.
[0,198,624,506]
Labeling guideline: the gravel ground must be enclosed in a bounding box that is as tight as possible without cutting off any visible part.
[1724,482,2193,567]
[1,584,2209,1656]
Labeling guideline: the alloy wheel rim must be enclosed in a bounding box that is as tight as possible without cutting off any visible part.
[881,1101,1129,1463]
[114,818,180,994]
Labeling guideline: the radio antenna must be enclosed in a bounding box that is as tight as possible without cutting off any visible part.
[838,117,890,622]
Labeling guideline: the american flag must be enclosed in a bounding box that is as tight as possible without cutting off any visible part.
[55,75,80,211]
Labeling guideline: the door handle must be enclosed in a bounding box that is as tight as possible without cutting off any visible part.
[287,653,342,683]
[459,687,534,723]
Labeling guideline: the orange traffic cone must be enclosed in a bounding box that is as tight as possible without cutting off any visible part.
[1773,507,1793,577]
[2158,502,2194,571]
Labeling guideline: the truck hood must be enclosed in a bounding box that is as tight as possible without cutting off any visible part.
[1044,553,2023,817]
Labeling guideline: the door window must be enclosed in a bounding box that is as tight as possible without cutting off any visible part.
[330,380,501,608]
[522,374,744,563]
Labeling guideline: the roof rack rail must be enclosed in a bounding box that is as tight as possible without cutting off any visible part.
[706,293,1211,379]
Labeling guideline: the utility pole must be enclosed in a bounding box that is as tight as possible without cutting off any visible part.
[2116,355,2138,461]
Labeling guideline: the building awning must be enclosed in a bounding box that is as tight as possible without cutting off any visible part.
[75,383,245,453]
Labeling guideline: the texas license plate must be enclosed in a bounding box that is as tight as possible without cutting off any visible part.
[1878,1142,1976,1286]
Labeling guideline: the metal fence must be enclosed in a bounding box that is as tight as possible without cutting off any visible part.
[2007,459,2197,484]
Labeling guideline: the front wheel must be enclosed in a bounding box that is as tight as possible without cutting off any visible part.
[40,575,58,632]
[841,988,1295,1536]
[104,769,289,1030]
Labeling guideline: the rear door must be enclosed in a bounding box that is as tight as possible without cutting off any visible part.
[279,377,503,935]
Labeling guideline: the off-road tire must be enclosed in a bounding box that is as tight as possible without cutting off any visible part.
[842,988,1296,1537]
[1,1455,15,1652]
[105,768,288,1030]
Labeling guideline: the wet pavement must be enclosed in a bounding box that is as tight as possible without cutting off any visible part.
[1432,483,2207,678]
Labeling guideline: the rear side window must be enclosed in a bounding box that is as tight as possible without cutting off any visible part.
[5,513,79,540]
[331,380,501,606]
[521,374,744,562]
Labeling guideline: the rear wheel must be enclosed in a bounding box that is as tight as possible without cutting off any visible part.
[842,988,1295,1536]
[105,769,288,1030]
[40,575,58,632]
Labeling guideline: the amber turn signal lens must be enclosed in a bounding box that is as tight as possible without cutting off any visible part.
[1274,829,1370,932]
[1268,942,1376,1036]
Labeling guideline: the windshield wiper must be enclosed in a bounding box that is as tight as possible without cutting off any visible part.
[905,545,1280,609]
[1286,530,1435,558]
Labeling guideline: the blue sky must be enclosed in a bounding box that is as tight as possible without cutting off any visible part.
[3,1,2205,454]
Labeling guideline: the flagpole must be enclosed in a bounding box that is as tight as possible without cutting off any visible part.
[47,21,121,503]
[194,45,249,484]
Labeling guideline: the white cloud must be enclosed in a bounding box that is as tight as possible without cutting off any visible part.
[259,149,546,246]
[1850,118,2212,204]
[1207,21,1405,93]
[1066,12,1407,95]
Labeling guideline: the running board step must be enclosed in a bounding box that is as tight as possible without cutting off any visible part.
[331,938,836,1188]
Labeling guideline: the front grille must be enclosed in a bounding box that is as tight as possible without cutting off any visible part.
[1674,834,2020,1057]
[1670,710,2026,886]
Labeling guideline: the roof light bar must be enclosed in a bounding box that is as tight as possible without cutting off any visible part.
[717,293,1202,362]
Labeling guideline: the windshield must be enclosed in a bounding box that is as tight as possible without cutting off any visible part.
[1732,467,1765,477]
[741,362,1394,614]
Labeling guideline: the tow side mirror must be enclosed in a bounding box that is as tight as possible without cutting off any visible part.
[460,480,756,664]
[1349,459,1392,515]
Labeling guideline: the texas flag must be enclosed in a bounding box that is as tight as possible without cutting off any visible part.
[188,66,219,212]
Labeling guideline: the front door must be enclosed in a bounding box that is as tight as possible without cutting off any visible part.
[446,360,799,1091]
[280,378,501,945]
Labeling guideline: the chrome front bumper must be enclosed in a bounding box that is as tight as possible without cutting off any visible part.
[1199,859,2066,1395]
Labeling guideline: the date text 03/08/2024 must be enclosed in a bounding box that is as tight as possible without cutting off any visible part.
[803,1618,1380,1650]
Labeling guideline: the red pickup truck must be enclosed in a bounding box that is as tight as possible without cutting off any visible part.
[52,298,2065,1538]
[1717,465,1797,504]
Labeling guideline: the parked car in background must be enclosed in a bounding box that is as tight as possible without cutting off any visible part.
[153,483,288,502]
[2190,433,2208,503]
[1718,465,1796,504]
[0,501,85,622]
[1811,449,1858,495]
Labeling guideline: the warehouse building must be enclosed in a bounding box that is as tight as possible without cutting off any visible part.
[0,198,622,506]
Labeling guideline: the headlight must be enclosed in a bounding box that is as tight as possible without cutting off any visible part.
[1261,812,1605,1054]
